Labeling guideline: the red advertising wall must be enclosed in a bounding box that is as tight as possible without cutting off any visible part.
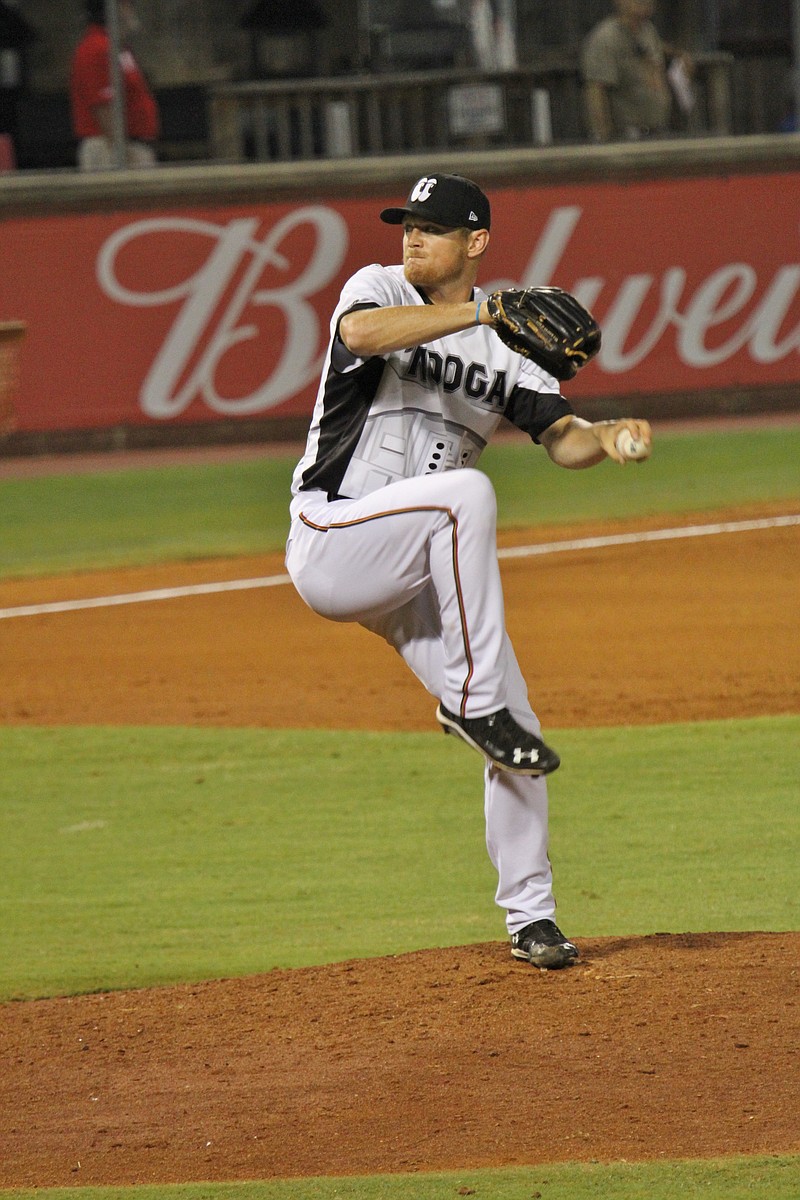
[2,172,799,433]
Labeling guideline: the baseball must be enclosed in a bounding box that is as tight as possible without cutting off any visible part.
[615,430,649,461]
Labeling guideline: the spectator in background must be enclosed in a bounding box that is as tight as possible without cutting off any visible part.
[581,0,684,143]
[468,0,518,71]
[70,0,159,170]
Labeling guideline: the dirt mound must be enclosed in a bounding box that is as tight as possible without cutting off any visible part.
[2,931,798,1188]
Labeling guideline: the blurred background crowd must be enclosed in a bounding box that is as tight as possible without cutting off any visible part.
[0,0,797,169]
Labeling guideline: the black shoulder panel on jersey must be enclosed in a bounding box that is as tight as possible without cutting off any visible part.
[504,385,573,444]
[331,301,380,372]
[299,355,387,497]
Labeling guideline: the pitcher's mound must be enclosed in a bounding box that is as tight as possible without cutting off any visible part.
[2,930,798,1188]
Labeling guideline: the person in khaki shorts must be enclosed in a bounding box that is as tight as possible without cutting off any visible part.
[70,0,159,170]
[581,0,674,143]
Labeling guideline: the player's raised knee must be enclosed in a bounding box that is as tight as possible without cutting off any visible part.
[448,466,497,523]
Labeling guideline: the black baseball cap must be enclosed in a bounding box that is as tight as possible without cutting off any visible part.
[380,174,491,231]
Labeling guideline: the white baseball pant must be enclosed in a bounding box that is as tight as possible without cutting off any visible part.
[286,468,555,931]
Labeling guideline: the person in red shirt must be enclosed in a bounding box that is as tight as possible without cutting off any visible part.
[70,0,159,170]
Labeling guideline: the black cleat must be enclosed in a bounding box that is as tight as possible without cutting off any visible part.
[510,919,579,969]
[436,703,560,776]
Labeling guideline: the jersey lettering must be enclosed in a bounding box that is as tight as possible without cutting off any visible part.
[427,351,443,384]
[485,370,508,409]
[464,362,487,398]
[442,355,463,392]
[404,349,507,408]
[406,346,428,383]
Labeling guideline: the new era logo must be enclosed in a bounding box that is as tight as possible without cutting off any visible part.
[469,210,478,221]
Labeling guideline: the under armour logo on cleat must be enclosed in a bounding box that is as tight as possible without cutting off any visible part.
[512,747,540,765]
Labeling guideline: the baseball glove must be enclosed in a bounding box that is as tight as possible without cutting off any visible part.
[485,286,601,381]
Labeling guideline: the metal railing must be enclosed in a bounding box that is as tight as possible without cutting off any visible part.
[209,54,735,164]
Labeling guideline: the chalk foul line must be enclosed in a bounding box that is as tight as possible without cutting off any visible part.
[496,513,800,558]
[1,513,798,621]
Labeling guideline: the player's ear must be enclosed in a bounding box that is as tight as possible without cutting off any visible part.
[467,228,490,258]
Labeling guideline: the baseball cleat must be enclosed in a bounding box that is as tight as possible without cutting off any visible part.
[510,919,579,969]
[436,703,560,776]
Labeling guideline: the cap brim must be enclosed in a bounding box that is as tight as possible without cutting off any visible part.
[379,207,408,224]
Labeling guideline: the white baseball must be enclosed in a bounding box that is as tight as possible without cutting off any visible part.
[615,430,649,461]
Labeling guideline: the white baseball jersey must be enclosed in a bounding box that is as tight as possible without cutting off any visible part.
[291,264,573,500]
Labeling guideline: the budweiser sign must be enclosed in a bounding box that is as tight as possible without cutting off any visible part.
[2,172,798,432]
[96,208,348,418]
[492,203,800,374]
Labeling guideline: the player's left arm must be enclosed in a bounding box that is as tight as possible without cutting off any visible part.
[540,415,652,468]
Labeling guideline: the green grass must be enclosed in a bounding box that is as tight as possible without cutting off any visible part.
[0,457,295,579]
[2,1156,799,1199]
[480,425,800,529]
[1,717,797,1002]
[1,428,798,579]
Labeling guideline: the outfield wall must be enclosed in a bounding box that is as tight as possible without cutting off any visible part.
[1,135,799,454]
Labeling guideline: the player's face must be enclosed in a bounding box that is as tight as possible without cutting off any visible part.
[401,219,474,291]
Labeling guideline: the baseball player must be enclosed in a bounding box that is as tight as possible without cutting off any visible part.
[286,173,652,969]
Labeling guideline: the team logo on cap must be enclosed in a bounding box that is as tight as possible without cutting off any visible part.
[410,176,437,203]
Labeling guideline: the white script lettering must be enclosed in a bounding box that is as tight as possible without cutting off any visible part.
[96,208,348,417]
[516,208,800,373]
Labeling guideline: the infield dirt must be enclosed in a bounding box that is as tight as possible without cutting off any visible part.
[1,499,799,1186]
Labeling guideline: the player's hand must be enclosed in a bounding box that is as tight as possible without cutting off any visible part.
[600,419,652,465]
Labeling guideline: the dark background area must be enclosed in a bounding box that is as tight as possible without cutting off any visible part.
[0,0,796,169]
